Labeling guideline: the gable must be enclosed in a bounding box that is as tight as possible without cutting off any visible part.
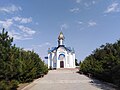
[57,47,66,52]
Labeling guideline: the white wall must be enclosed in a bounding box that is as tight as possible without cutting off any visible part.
[48,48,75,69]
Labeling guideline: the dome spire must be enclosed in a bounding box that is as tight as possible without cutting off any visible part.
[58,31,65,46]
[58,31,65,40]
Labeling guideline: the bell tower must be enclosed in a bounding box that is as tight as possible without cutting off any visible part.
[58,32,65,46]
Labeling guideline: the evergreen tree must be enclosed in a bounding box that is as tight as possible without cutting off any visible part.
[80,40,120,87]
[0,28,48,89]
[75,59,79,66]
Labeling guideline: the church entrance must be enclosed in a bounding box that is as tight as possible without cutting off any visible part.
[60,61,64,68]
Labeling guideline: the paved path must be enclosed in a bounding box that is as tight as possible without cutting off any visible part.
[22,69,116,90]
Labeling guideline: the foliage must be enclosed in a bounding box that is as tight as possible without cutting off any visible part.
[0,80,19,90]
[0,28,48,89]
[75,59,79,66]
[80,40,120,87]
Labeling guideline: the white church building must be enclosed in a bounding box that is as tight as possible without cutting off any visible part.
[48,32,75,69]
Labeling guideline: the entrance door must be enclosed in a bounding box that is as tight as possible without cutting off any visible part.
[60,61,64,68]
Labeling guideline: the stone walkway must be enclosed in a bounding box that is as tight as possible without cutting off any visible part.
[22,69,116,90]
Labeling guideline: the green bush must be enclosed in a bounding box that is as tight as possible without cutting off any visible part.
[0,80,8,90]
[0,28,48,89]
[10,80,19,89]
[0,80,18,90]
[80,41,120,87]
[112,65,120,87]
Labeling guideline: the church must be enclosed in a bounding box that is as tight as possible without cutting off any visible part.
[48,32,75,69]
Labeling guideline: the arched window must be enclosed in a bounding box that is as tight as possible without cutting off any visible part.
[58,54,65,60]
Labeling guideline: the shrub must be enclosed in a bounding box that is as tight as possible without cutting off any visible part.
[0,28,49,89]
[80,41,120,87]
[0,80,19,90]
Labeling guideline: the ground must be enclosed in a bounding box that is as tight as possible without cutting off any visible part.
[21,69,116,90]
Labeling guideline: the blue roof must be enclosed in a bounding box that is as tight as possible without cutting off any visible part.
[48,45,75,53]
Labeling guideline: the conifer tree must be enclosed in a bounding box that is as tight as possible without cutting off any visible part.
[0,28,48,89]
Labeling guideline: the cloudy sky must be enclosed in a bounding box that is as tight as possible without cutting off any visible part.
[0,0,120,63]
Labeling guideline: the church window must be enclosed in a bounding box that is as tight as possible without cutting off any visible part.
[58,54,65,60]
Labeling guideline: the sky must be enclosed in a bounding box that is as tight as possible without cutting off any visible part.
[0,0,120,63]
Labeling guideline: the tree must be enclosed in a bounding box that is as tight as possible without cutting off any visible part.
[0,28,48,89]
[80,39,120,87]
[75,59,79,66]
